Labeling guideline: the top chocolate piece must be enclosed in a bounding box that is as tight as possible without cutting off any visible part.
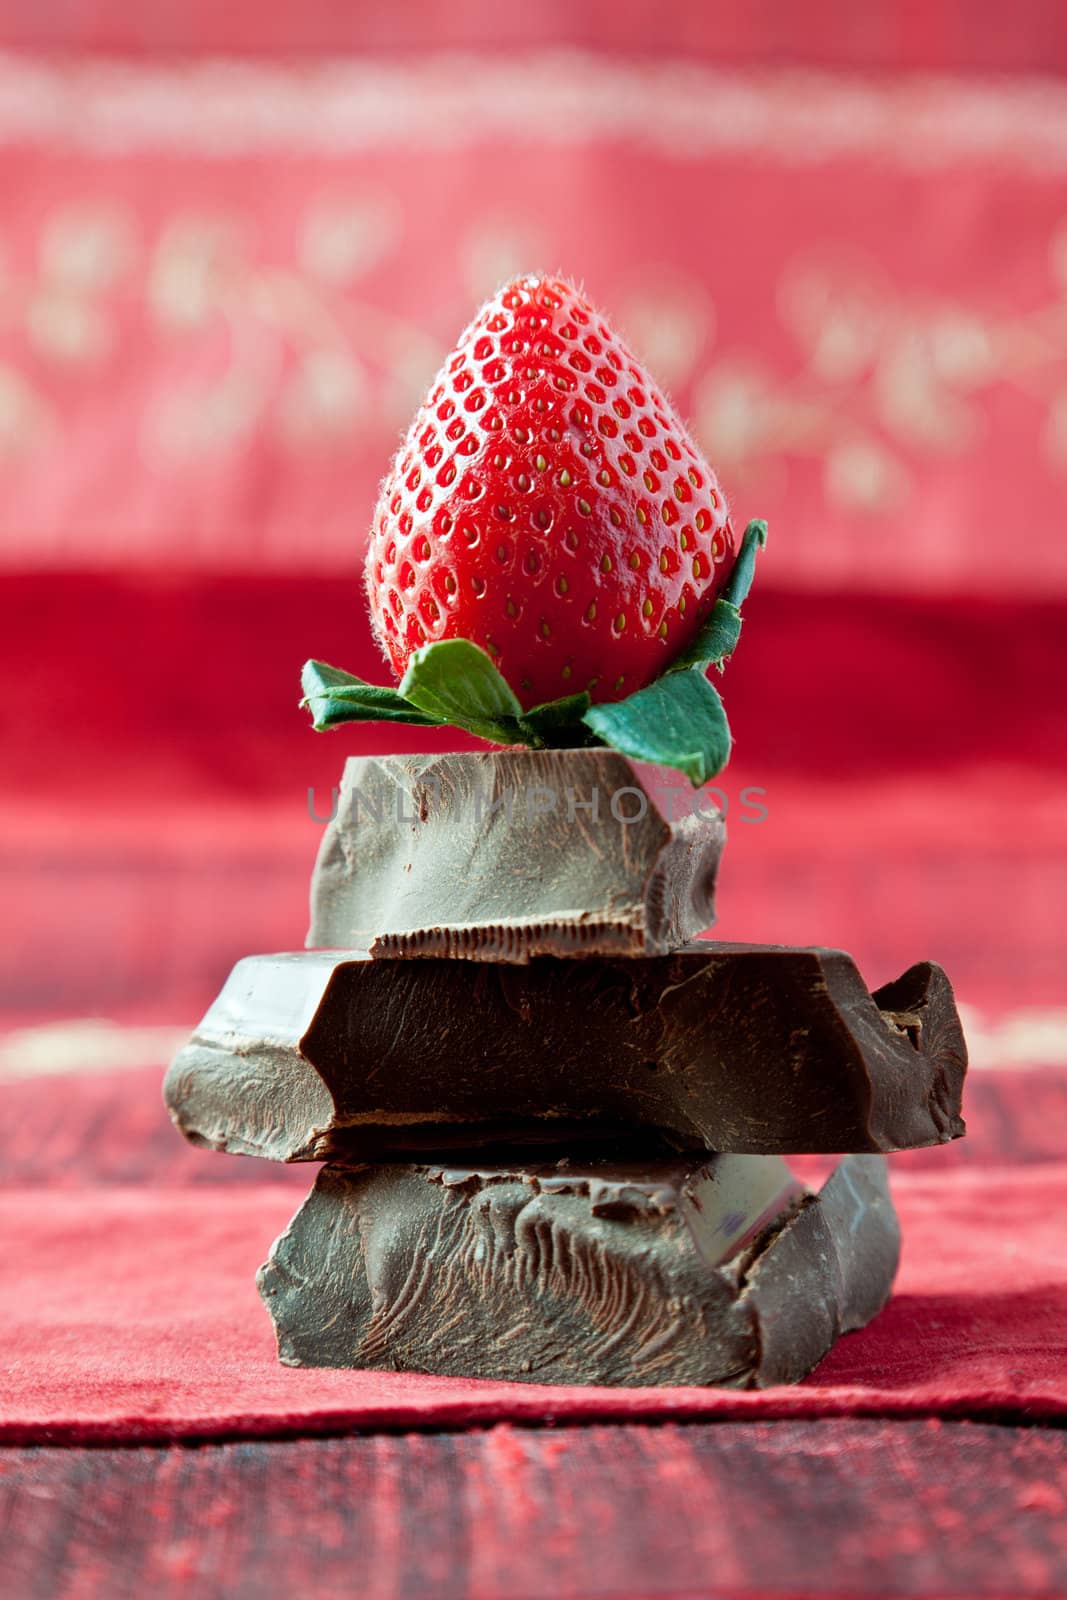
[307,750,725,960]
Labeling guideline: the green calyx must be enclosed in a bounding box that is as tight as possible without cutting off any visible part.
[301,518,766,786]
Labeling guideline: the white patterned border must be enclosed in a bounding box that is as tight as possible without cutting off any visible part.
[0,1019,190,1081]
[956,1005,1067,1072]
[0,52,1066,170]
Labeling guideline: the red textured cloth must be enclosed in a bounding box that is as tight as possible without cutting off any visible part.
[1,1164,1064,1445]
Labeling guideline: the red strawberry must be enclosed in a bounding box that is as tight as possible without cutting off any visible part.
[365,275,737,710]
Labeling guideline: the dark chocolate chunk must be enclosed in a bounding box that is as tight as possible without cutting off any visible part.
[165,946,967,1158]
[308,751,725,960]
[256,1153,900,1387]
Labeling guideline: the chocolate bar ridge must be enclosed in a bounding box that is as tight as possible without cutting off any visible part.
[164,945,967,1159]
[256,1154,900,1387]
[307,750,725,961]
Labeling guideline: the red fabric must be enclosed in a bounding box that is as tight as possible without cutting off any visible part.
[0,1165,1064,1444]
[2,47,1065,1021]
[0,55,1066,597]
[4,0,1066,74]
[3,575,1065,1018]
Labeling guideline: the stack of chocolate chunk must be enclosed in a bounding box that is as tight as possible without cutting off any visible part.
[166,750,967,1388]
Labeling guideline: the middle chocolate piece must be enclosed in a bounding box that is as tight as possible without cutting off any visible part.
[165,944,967,1160]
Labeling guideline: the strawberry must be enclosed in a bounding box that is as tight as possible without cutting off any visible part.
[365,274,737,710]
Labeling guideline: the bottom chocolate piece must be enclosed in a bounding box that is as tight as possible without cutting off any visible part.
[257,1153,899,1388]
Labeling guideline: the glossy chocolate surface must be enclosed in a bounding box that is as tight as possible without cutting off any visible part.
[165,944,967,1159]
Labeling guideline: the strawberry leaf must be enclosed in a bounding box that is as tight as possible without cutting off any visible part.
[523,690,592,727]
[662,518,765,674]
[581,668,732,786]
[301,660,440,730]
[721,519,767,611]
[667,599,742,674]
[519,690,595,747]
[399,639,527,745]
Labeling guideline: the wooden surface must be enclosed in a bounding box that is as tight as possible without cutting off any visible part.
[3,1420,1066,1600]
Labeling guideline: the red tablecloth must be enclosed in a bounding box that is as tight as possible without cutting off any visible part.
[1,1063,1065,1445]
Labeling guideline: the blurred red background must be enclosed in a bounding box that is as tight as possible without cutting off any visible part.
[1,0,1065,1062]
